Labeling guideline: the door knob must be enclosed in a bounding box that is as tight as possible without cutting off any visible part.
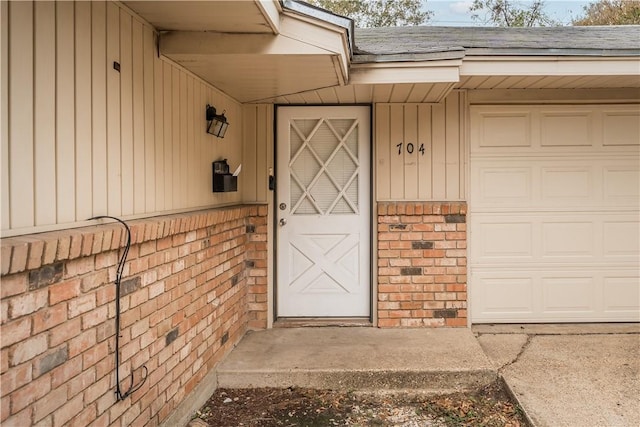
[279,218,287,226]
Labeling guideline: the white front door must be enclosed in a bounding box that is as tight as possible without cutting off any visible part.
[276,106,371,317]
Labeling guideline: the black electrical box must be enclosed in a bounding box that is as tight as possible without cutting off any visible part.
[212,159,237,192]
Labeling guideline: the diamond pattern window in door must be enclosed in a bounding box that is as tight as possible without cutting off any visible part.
[290,118,360,216]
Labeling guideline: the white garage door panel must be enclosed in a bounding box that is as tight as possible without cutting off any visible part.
[472,159,639,210]
[472,213,639,264]
[472,268,639,322]
[470,104,640,323]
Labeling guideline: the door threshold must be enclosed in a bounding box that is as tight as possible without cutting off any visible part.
[274,318,373,328]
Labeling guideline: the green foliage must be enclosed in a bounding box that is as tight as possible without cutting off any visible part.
[306,0,432,28]
[573,0,640,25]
[470,0,558,26]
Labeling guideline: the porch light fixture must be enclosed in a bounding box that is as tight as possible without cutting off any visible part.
[206,104,229,138]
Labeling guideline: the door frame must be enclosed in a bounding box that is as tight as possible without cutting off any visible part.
[273,104,374,323]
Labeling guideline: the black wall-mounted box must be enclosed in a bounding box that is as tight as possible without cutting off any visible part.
[212,160,237,192]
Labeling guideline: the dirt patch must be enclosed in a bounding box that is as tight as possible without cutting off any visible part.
[194,380,527,426]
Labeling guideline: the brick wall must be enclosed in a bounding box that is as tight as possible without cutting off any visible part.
[0,205,268,427]
[377,202,467,327]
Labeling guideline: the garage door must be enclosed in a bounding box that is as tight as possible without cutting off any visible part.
[470,104,640,323]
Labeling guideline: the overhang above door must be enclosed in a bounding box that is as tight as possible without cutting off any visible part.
[122,0,353,103]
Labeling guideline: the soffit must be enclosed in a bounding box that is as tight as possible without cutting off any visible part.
[258,83,456,104]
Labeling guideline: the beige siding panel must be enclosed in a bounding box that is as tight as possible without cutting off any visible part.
[3,1,246,236]
[431,102,447,200]
[374,93,465,202]
[403,105,418,200]
[389,105,405,199]
[132,19,145,214]
[154,53,165,211]
[120,10,134,216]
[196,82,207,200]
[243,106,258,201]
[375,104,391,200]
[163,61,173,210]
[417,105,433,200]
[1,1,9,230]
[143,26,155,213]
[75,1,93,221]
[179,72,188,208]
[9,1,35,229]
[240,103,273,204]
[256,105,270,202]
[170,67,179,209]
[187,78,196,206]
[92,1,108,216]
[34,1,56,226]
[56,1,76,224]
[445,93,460,199]
[106,2,121,216]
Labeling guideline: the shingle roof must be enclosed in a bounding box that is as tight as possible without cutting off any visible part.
[354,26,640,61]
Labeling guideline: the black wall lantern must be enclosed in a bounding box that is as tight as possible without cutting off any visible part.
[206,104,229,138]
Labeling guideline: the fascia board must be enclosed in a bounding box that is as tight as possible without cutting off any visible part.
[350,60,462,84]
[254,0,282,34]
[279,12,350,85]
[461,56,640,77]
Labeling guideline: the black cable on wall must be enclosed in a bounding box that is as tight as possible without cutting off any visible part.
[89,216,148,401]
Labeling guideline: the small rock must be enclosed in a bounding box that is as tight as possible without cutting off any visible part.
[223,398,233,404]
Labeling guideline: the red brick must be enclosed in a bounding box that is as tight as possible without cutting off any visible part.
[1,273,27,298]
[82,305,109,329]
[27,240,45,270]
[9,290,47,319]
[33,303,67,334]
[33,385,67,423]
[69,329,97,358]
[49,279,81,305]
[56,235,71,261]
[3,408,32,426]
[83,375,110,405]
[50,317,82,347]
[53,394,83,427]
[0,361,32,394]
[10,371,51,413]
[1,394,9,422]
[11,333,48,365]
[2,317,31,347]
[65,256,95,277]
[68,233,83,259]
[68,293,96,318]
[81,270,109,292]
[82,341,109,368]
[51,356,83,389]
[68,405,96,427]
[9,240,28,274]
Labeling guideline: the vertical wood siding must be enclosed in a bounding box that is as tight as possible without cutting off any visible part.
[1,1,242,236]
[242,104,274,204]
[375,92,467,201]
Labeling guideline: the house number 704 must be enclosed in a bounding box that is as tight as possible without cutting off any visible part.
[396,142,425,156]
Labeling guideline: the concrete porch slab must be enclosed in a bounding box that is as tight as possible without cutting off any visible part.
[216,327,496,392]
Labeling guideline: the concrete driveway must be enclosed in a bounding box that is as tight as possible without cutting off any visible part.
[475,324,640,427]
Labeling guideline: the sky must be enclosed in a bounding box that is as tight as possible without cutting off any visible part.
[425,0,592,26]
